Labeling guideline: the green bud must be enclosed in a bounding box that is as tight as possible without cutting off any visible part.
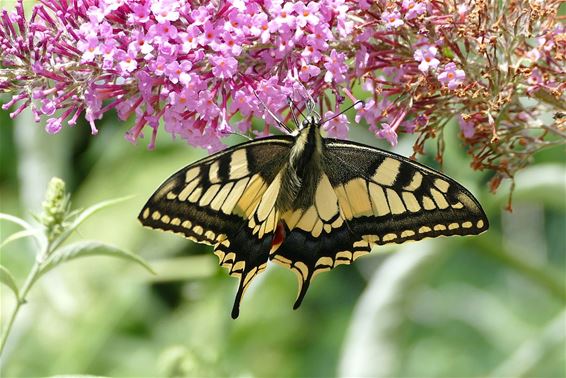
[41,177,70,243]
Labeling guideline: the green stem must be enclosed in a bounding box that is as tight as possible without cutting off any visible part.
[476,235,566,302]
[0,245,48,355]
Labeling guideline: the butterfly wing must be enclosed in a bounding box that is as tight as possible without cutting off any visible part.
[139,136,293,318]
[271,139,489,308]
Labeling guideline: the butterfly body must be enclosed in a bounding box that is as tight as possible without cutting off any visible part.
[280,117,324,211]
[139,117,488,318]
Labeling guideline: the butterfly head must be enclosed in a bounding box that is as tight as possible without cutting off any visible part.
[300,116,321,131]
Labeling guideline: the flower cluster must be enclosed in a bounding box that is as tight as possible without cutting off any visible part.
[1,0,564,203]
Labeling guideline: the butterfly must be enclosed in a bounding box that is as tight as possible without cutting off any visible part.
[139,114,489,318]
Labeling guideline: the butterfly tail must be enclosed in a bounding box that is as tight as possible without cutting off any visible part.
[292,269,313,310]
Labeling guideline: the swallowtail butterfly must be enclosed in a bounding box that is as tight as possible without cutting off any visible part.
[139,116,488,318]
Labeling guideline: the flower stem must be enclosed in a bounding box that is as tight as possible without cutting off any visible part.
[0,245,48,355]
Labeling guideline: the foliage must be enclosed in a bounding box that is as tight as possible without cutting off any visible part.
[0,178,153,354]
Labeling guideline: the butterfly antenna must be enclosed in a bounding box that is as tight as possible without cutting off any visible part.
[321,100,364,125]
[250,88,293,134]
[227,131,253,141]
[287,97,300,129]
[296,80,321,121]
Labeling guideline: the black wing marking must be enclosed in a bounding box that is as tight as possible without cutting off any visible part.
[270,139,488,309]
[139,136,293,318]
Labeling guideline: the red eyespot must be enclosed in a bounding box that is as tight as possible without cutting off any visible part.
[270,221,286,254]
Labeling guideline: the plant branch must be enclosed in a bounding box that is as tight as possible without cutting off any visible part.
[0,244,49,354]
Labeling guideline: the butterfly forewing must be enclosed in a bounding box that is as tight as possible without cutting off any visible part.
[269,139,488,308]
[139,136,293,318]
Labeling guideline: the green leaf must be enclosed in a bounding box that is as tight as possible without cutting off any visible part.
[0,213,34,231]
[49,195,135,252]
[39,240,155,278]
[0,265,20,300]
[0,229,42,250]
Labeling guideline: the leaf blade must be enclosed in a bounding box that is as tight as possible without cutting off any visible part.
[0,265,20,300]
[49,195,135,251]
[40,240,155,277]
[0,213,34,231]
[0,229,42,250]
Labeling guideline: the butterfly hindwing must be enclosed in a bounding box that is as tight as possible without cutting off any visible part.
[139,136,293,318]
[269,139,488,308]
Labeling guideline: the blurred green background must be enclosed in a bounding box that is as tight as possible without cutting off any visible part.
[0,100,565,378]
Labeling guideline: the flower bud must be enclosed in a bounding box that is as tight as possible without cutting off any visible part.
[40,177,70,243]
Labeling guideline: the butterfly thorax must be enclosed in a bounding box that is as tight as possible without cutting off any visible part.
[276,117,324,212]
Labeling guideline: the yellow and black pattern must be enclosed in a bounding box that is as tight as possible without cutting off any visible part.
[140,117,489,318]
[270,139,487,308]
[139,137,293,318]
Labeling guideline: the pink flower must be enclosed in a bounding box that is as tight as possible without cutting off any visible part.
[150,0,180,23]
[322,111,349,139]
[298,63,321,81]
[211,55,238,79]
[230,89,256,117]
[199,21,222,51]
[250,13,271,43]
[269,2,296,33]
[219,32,243,56]
[414,45,440,72]
[324,49,347,83]
[306,23,333,51]
[526,48,541,62]
[165,60,192,84]
[178,26,200,53]
[459,116,475,138]
[301,45,323,63]
[45,118,63,134]
[130,30,154,56]
[438,62,465,89]
[377,123,398,146]
[100,38,118,68]
[354,99,377,124]
[382,9,404,29]
[294,2,320,28]
[402,0,427,20]
[196,90,220,120]
[527,68,543,87]
[116,47,138,74]
[78,36,100,62]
